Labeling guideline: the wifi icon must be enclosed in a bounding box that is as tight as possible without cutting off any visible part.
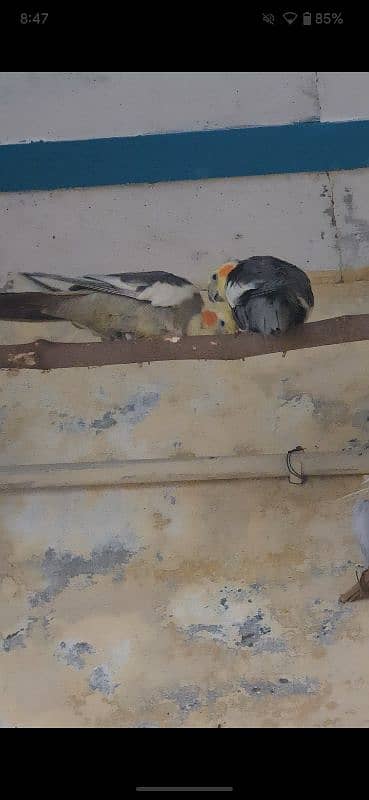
[283,11,298,23]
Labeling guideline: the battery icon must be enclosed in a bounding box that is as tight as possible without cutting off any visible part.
[303,11,312,24]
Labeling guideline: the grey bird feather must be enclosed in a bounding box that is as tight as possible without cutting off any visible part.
[0,270,237,339]
[209,256,314,335]
[20,270,198,307]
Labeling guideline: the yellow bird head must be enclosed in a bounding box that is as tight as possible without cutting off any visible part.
[208,260,239,302]
[187,302,238,335]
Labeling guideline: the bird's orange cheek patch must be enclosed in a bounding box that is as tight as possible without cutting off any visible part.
[202,309,218,327]
[218,262,238,279]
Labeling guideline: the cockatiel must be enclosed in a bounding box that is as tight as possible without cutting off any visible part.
[208,256,314,335]
[0,270,237,340]
[339,499,369,603]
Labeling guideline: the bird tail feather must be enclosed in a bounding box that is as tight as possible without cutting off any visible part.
[0,291,85,322]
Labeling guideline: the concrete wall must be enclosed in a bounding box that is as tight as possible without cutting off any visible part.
[2,168,369,285]
[0,72,320,144]
[318,72,369,122]
[1,73,369,285]
[0,171,340,284]
[1,282,369,728]
[2,73,369,728]
[2,72,369,145]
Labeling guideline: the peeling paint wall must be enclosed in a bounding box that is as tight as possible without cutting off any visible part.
[1,474,367,728]
[1,283,369,727]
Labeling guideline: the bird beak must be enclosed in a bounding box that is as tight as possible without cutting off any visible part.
[208,287,220,302]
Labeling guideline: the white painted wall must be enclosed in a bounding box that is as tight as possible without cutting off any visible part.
[0,72,319,144]
[3,168,369,287]
[319,72,369,122]
[1,72,368,146]
[0,171,341,286]
[1,73,369,285]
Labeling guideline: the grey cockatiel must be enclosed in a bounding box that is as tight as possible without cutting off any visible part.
[339,499,369,602]
[208,256,314,335]
[0,270,237,340]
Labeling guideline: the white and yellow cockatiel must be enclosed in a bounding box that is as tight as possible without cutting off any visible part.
[208,256,314,335]
[0,270,237,340]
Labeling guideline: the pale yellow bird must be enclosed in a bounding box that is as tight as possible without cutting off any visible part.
[0,270,237,340]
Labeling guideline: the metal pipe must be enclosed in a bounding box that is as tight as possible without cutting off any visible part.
[0,451,367,491]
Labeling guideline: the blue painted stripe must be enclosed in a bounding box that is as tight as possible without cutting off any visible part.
[1,120,369,193]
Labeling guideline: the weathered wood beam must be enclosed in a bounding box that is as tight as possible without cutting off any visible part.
[0,314,369,370]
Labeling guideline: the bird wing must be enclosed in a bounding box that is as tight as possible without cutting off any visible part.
[231,303,250,330]
[225,276,263,308]
[21,271,198,308]
[225,257,314,310]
